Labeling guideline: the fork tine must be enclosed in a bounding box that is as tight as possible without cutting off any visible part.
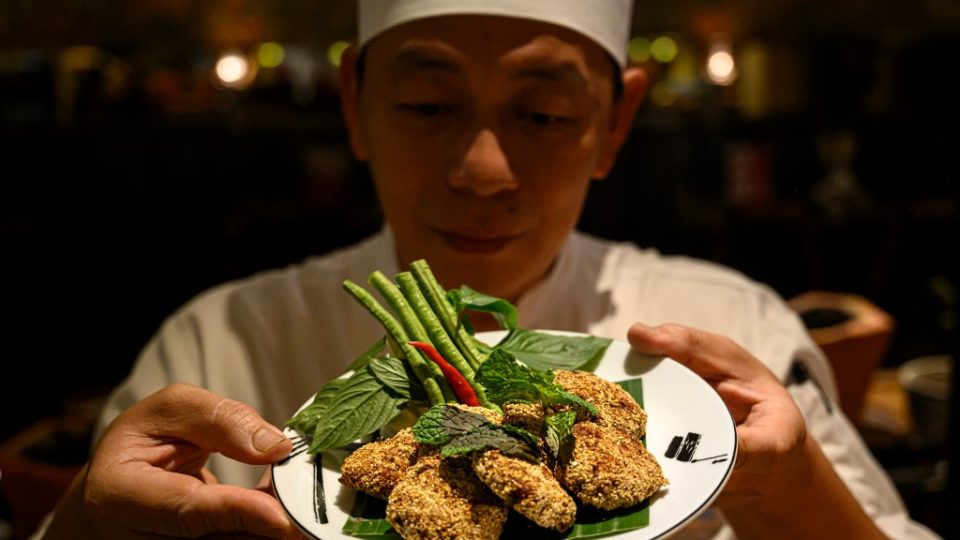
[276,439,310,465]
[291,438,309,451]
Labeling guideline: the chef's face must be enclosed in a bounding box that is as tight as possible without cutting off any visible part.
[340,15,645,302]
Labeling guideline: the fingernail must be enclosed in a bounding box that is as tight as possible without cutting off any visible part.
[253,426,286,452]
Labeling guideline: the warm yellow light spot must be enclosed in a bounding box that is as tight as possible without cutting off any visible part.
[650,36,678,63]
[257,42,285,68]
[628,37,651,63]
[707,51,736,84]
[327,40,352,68]
[215,51,249,88]
[705,34,737,85]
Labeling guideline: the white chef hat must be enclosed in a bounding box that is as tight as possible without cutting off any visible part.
[357,0,634,67]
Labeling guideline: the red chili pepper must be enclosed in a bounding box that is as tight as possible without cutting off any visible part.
[409,341,481,407]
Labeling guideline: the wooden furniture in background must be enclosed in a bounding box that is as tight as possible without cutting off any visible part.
[788,290,895,422]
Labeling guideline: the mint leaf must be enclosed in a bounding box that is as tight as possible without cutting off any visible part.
[539,385,599,416]
[476,348,552,404]
[476,349,597,415]
[544,410,577,459]
[499,423,540,449]
[412,404,489,445]
[441,423,536,461]
[411,405,537,461]
[497,328,611,371]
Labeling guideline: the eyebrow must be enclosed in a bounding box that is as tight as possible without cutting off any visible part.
[390,47,463,76]
[514,61,588,88]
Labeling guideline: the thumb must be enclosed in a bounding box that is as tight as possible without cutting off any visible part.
[138,383,293,464]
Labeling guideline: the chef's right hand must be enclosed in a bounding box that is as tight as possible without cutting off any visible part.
[41,382,304,539]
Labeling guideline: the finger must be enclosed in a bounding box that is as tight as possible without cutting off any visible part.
[132,383,293,465]
[176,483,300,539]
[198,466,220,484]
[104,467,301,539]
[627,322,767,381]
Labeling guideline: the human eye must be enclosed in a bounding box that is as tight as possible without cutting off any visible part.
[397,102,455,117]
[521,111,570,126]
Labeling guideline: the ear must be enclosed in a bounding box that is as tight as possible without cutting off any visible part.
[338,46,369,161]
[592,66,648,180]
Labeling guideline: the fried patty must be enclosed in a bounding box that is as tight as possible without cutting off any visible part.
[554,369,647,438]
[339,428,419,500]
[472,450,576,532]
[502,402,546,434]
[386,454,508,540]
[555,421,667,510]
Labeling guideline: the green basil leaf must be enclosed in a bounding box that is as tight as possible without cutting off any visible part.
[412,404,489,445]
[308,366,407,453]
[284,378,347,436]
[448,286,518,330]
[497,328,611,371]
[369,357,416,399]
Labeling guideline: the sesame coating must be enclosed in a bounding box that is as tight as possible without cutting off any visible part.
[386,454,508,540]
[339,428,419,500]
[472,450,577,532]
[554,369,648,438]
[338,374,667,539]
[555,421,668,510]
[502,402,546,434]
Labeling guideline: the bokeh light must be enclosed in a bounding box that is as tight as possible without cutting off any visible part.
[257,42,285,69]
[628,37,651,63]
[650,36,679,63]
[326,40,352,68]
[705,34,737,85]
[214,51,250,88]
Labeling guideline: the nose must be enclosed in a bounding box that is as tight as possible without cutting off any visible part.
[450,128,518,196]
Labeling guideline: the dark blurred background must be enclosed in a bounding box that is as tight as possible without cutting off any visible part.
[1,1,957,538]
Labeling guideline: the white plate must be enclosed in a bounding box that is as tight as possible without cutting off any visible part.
[273,330,737,540]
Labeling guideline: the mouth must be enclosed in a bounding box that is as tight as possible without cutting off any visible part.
[435,229,522,254]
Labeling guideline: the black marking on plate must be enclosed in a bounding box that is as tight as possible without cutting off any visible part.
[666,432,730,465]
[691,454,729,463]
[677,432,700,462]
[665,435,682,459]
[313,454,328,524]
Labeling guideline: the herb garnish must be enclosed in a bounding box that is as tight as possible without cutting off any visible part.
[286,259,610,454]
[412,404,538,461]
[476,349,598,415]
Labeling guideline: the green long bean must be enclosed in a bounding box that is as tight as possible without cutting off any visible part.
[342,280,445,405]
[368,271,456,402]
[396,271,496,410]
[409,260,486,370]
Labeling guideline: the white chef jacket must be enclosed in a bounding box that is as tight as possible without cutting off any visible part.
[89,227,937,539]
